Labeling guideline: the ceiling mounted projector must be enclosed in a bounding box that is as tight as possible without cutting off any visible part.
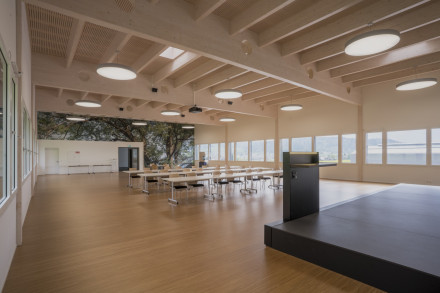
[189,106,202,113]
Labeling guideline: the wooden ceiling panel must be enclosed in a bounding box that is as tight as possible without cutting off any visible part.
[212,0,256,19]
[139,57,172,75]
[74,23,118,64]
[26,4,74,57]
[118,36,155,66]
[167,57,209,79]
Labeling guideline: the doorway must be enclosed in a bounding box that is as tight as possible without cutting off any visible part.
[45,148,59,174]
[118,147,139,171]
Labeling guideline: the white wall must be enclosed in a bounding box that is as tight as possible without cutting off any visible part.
[38,140,144,174]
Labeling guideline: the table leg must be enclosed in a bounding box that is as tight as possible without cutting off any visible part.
[128,173,132,188]
[142,176,149,194]
[168,181,178,205]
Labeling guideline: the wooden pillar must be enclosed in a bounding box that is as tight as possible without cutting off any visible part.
[225,125,229,165]
[274,110,280,169]
[357,105,364,181]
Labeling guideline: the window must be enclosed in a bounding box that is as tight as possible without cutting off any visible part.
[266,139,274,162]
[315,135,338,163]
[433,129,440,165]
[342,134,356,163]
[23,109,32,177]
[0,49,6,203]
[199,144,208,161]
[291,137,312,152]
[219,143,225,161]
[236,141,248,161]
[209,143,218,160]
[366,132,382,164]
[11,79,17,190]
[251,140,264,161]
[279,138,289,161]
[228,142,235,161]
[195,144,199,161]
[387,129,426,165]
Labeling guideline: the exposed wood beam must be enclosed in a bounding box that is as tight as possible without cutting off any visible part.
[27,0,361,104]
[342,51,440,83]
[79,91,88,100]
[32,54,276,118]
[330,38,440,78]
[266,92,321,105]
[100,94,112,104]
[57,88,63,98]
[317,21,440,72]
[166,103,183,110]
[204,109,221,116]
[100,32,132,63]
[210,72,266,94]
[281,0,427,56]
[119,97,132,106]
[194,0,226,21]
[179,105,192,113]
[174,59,225,88]
[150,101,167,109]
[133,99,150,109]
[65,19,85,68]
[255,88,309,104]
[300,1,440,65]
[241,83,297,101]
[230,0,295,36]
[153,52,200,83]
[352,62,440,88]
[258,0,359,47]
[237,78,283,94]
[131,43,167,73]
[194,66,247,91]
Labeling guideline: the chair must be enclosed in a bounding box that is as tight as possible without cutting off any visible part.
[143,169,160,189]
[213,170,228,197]
[150,164,158,171]
[226,170,243,190]
[168,173,188,200]
[129,168,141,188]
[186,172,205,195]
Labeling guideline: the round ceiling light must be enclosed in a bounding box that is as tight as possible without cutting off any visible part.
[396,78,438,91]
[219,117,236,122]
[215,89,242,99]
[182,125,195,129]
[161,110,180,116]
[97,63,137,80]
[280,104,303,111]
[132,121,147,126]
[75,100,102,108]
[66,116,87,121]
[345,29,400,56]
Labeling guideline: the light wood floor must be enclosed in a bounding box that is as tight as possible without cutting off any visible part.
[4,173,391,293]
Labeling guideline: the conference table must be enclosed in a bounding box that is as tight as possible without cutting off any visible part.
[163,170,283,205]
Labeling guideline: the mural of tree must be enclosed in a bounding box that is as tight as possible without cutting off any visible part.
[37,112,194,167]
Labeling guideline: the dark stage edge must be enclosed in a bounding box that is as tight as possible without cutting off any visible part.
[265,184,440,293]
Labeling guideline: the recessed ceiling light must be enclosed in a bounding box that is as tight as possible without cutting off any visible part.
[215,89,242,99]
[160,47,184,59]
[396,78,438,91]
[280,104,303,111]
[66,116,87,121]
[161,110,180,116]
[75,100,102,108]
[96,63,137,80]
[219,117,236,122]
[345,29,400,56]
[182,125,195,129]
[132,121,147,126]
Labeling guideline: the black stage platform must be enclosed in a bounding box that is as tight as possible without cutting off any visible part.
[265,184,440,293]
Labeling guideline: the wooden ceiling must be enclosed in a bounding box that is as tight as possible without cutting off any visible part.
[25,0,440,123]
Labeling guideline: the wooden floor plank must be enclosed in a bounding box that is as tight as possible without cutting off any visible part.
[4,173,390,292]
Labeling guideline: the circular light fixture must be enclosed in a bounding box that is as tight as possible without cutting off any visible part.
[396,78,438,91]
[75,100,102,108]
[161,110,180,116]
[345,29,400,56]
[66,116,87,121]
[219,117,236,122]
[96,63,137,80]
[280,104,303,111]
[182,125,195,129]
[215,89,242,99]
[132,121,147,126]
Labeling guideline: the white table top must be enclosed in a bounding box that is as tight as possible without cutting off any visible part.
[162,170,282,183]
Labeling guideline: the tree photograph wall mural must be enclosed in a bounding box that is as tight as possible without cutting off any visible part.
[37,112,194,167]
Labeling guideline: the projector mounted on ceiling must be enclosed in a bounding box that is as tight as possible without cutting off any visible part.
[189,106,202,113]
